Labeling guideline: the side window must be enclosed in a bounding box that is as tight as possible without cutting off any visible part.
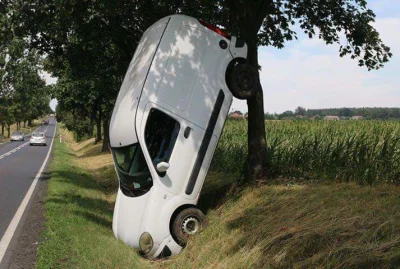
[145,109,180,171]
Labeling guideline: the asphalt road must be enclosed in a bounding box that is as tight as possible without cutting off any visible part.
[0,117,56,267]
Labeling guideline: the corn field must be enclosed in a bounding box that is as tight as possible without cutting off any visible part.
[212,120,400,184]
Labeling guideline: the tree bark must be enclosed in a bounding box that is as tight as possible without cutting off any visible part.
[96,108,102,143]
[28,119,32,126]
[246,38,268,180]
[101,117,110,152]
[1,123,4,136]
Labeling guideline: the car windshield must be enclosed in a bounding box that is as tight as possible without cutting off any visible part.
[112,143,152,197]
[12,131,22,136]
[33,133,44,137]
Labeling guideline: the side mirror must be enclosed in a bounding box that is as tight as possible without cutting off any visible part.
[156,162,170,173]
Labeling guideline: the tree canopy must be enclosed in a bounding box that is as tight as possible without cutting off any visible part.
[5,0,392,178]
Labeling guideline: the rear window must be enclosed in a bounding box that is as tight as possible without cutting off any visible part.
[12,131,23,135]
[33,133,44,137]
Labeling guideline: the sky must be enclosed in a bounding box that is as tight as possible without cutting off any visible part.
[232,0,400,114]
[40,72,58,111]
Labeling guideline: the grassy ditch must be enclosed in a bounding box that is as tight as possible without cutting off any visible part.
[36,127,150,269]
[38,127,400,268]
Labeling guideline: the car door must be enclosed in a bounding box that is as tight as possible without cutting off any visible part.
[140,103,205,198]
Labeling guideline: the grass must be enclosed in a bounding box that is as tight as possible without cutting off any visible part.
[36,125,400,268]
[168,181,400,268]
[36,127,150,269]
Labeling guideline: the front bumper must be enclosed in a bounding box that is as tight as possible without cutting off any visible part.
[151,235,182,259]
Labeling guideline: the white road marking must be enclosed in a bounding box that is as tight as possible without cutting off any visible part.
[0,120,57,264]
[0,142,29,159]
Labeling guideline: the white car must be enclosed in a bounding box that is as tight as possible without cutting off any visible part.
[109,14,257,258]
[30,132,46,146]
[11,131,24,141]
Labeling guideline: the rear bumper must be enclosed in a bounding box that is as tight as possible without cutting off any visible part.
[30,141,46,145]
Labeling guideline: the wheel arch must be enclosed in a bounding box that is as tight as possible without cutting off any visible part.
[169,204,199,243]
[225,57,248,90]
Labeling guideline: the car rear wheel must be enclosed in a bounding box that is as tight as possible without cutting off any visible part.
[171,207,205,246]
[226,61,258,100]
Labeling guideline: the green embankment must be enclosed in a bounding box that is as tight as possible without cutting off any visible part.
[36,127,150,269]
[37,126,400,268]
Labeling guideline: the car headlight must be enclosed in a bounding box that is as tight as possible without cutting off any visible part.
[139,232,153,254]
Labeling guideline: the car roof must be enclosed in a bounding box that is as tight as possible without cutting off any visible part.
[33,132,45,135]
[12,131,23,134]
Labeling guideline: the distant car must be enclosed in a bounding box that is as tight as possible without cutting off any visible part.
[42,120,49,125]
[11,131,24,141]
[30,132,46,146]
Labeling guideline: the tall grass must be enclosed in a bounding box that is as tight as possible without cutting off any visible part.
[212,120,400,184]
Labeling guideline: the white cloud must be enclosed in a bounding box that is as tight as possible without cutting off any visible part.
[232,17,400,114]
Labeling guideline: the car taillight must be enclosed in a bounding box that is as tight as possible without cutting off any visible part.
[198,19,231,40]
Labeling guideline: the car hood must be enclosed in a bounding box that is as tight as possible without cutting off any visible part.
[112,187,151,249]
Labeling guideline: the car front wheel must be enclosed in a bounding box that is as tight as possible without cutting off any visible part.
[171,207,205,246]
[226,61,259,100]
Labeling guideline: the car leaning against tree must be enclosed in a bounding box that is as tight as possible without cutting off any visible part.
[109,14,258,258]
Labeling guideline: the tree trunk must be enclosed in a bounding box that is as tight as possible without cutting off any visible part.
[23,121,26,128]
[101,117,110,152]
[1,123,4,136]
[246,37,268,180]
[28,119,32,126]
[7,125,10,138]
[227,1,271,181]
[96,108,102,143]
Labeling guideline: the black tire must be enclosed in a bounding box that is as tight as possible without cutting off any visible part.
[171,208,205,246]
[226,63,258,100]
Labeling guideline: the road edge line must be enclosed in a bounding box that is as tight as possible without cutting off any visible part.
[0,120,57,264]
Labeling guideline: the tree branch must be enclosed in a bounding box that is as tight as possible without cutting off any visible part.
[254,0,274,32]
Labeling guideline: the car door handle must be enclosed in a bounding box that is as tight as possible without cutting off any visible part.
[184,127,191,139]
